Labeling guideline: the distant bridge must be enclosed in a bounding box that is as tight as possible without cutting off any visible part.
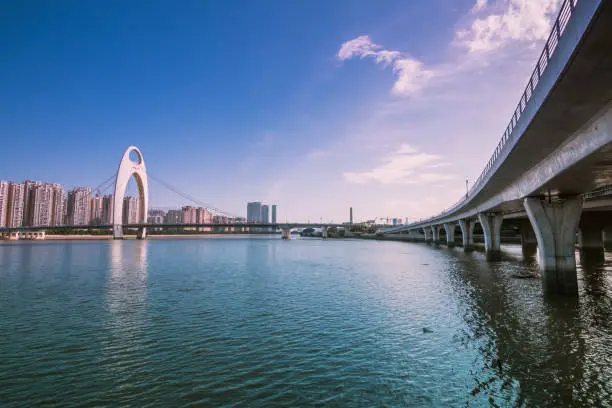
[0,223,355,240]
[381,0,612,294]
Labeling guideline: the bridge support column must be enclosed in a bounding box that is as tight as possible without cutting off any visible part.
[137,227,147,240]
[113,225,123,240]
[321,227,328,239]
[524,197,582,295]
[520,219,538,258]
[431,226,440,245]
[478,213,503,260]
[281,227,292,240]
[424,228,432,243]
[578,213,605,264]
[458,219,474,252]
[443,223,455,247]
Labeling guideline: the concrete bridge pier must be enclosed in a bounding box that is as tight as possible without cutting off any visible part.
[578,214,605,263]
[431,226,440,245]
[478,213,503,260]
[520,219,538,258]
[458,219,474,252]
[524,197,583,295]
[113,225,123,240]
[443,223,456,247]
[137,227,147,240]
[321,227,328,239]
[281,227,292,240]
[424,228,432,243]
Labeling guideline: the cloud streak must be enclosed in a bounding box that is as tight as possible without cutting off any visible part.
[343,144,453,185]
[337,36,435,96]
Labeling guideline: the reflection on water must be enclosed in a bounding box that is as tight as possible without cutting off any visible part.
[104,240,150,390]
[0,239,610,407]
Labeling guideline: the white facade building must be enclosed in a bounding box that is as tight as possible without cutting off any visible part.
[67,187,92,226]
[0,181,8,228]
[123,196,140,224]
[7,183,25,227]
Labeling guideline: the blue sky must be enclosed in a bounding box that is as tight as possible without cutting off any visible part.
[1,0,561,222]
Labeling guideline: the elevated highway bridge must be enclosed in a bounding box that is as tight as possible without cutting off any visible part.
[381,0,612,293]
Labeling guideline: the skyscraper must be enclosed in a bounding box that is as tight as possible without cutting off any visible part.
[101,194,113,224]
[350,207,353,224]
[67,187,92,225]
[182,206,197,230]
[196,207,212,224]
[148,209,165,224]
[51,184,66,226]
[30,183,54,226]
[123,196,140,224]
[90,194,104,224]
[165,210,183,224]
[23,180,41,226]
[247,202,262,223]
[7,183,25,227]
[261,205,269,224]
[0,181,8,228]
[271,205,277,224]
[196,207,213,232]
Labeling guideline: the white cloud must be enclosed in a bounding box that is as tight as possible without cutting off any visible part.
[343,144,453,185]
[391,58,435,96]
[456,0,562,53]
[337,36,435,96]
[471,0,488,13]
[337,0,562,96]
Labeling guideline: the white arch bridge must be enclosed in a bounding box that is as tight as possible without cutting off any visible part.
[381,0,612,294]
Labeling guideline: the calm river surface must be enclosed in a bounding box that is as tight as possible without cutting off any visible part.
[1,237,611,407]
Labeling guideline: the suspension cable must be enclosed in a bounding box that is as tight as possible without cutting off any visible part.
[92,174,116,195]
[147,172,240,218]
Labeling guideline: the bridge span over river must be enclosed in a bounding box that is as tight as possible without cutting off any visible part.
[381,0,612,294]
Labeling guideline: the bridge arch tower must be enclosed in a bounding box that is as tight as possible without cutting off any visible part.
[112,146,148,239]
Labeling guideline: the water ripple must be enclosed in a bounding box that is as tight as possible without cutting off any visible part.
[0,239,611,407]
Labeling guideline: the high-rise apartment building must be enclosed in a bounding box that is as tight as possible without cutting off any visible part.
[148,209,165,224]
[271,205,277,224]
[102,195,113,224]
[165,209,183,224]
[196,207,213,224]
[51,184,65,226]
[182,206,197,224]
[247,202,262,223]
[261,205,269,224]
[67,187,92,225]
[7,183,25,227]
[196,207,213,232]
[30,183,54,226]
[19,181,63,227]
[123,196,140,224]
[90,194,104,224]
[23,180,41,226]
[0,181,9,228]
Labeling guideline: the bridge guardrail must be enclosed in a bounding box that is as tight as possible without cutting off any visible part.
[414,0,579,224]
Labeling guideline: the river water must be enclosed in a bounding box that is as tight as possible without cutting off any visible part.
[0,237,610,407]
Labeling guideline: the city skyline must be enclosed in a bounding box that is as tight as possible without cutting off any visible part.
[1,1,563,221]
